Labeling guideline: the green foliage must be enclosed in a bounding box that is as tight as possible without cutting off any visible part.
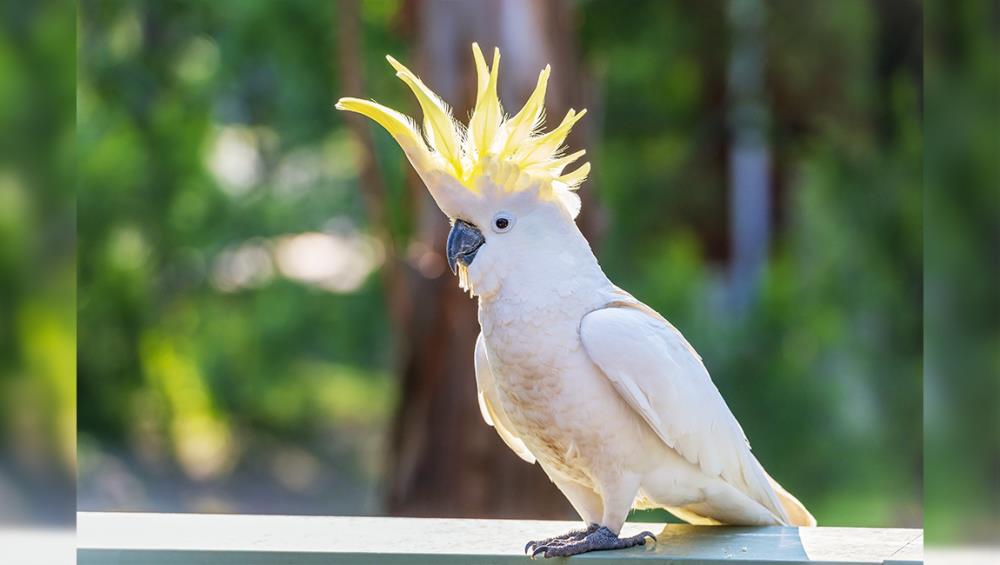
[923,0,1000,543]
[0,0,76,525]
[77,0,393,508]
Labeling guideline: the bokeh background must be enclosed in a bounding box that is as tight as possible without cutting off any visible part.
[6,0,999,558]
[0,0,76,531]
[73,0,927,528]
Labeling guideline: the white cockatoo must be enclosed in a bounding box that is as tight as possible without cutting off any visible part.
[337,44,815,558]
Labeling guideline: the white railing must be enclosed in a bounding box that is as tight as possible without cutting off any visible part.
[76,512,923,564]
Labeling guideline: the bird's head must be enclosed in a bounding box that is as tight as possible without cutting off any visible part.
[337,44,591,297]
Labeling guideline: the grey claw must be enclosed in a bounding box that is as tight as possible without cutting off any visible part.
[639,530,656,542]
[531,545,549,559]
[524,541,536,554]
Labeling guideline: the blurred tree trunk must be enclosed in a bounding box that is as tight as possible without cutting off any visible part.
[371,0,596,519]
[726,0,770,312]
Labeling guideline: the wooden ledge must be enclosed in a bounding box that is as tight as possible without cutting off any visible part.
[77,512,923,564]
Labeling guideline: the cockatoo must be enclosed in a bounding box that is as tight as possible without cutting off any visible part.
[337,44,815,558]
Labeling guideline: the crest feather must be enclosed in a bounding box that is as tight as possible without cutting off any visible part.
[336,44,590,217]
[334,97,431,165]
[557,162,591,189]
[468,44,503,160]
[535,149,586,175]
[516,108,587,166]
[386,55,463,175]
[500,65,550,159]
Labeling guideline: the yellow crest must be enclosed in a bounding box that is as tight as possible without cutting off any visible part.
[336,43,589,218]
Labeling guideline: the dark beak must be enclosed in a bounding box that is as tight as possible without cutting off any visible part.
[446,219,485,274]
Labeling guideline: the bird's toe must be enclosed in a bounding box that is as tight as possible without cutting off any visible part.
[529,526,655,558]
[530,545,550,559]
[523,524,597,555]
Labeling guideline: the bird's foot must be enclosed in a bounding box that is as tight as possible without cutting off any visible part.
[524,524,598,554]
[529,526,655,559]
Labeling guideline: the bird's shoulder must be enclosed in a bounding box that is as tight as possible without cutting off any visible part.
[587,286,703,361]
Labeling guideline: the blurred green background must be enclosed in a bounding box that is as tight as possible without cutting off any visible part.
[0,0,76,527]
[71,0,928,528]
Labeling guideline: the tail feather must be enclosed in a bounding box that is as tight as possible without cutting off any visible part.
[767,474,816,527]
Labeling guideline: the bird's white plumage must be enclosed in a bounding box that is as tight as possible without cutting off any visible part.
[579,301,790,524]
[337,44,816,540]
[475,333,536,464]
[461,201,814,531]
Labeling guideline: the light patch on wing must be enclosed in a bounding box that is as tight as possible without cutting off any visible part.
[474,333,536,464]
[477,392,495,426]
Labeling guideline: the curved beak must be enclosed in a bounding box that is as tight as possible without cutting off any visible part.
[446,219,485,274]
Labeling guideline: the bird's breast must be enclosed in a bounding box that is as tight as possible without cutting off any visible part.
[478,301,613,481]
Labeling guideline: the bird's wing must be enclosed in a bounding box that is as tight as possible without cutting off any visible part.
[580,300,789,523]
[475,333,536,464]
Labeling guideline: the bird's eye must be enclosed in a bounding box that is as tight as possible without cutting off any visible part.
[492,212,515,233]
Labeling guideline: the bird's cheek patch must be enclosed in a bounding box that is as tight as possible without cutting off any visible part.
[466,254,502,299]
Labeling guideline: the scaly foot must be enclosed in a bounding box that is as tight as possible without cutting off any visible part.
[524,524,598,554]
[530,526,655,559]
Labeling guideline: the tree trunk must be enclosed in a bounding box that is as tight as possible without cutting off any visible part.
[726,0,771,312]
[378,0,594,519]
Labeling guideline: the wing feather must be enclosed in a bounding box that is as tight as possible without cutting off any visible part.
[474,333,536,464]
[580,301,790,524]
